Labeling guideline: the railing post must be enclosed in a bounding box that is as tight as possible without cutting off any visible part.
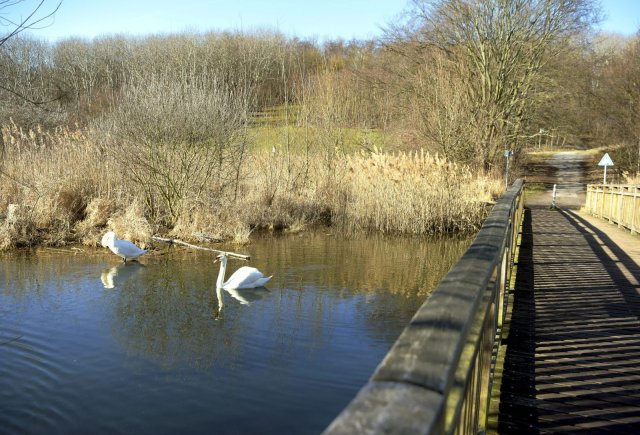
[600,185,605,218]
[632,186,638,236]
[608,185,615,223]
[585,183,640,234]
[497,232,509,332]
[617,185,624,227]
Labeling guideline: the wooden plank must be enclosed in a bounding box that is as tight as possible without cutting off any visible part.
[490,207,640,433]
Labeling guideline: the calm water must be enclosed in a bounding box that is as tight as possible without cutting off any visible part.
[0,233,470,434]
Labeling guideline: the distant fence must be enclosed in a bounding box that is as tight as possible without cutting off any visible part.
[324,179,525,435]
[585,184,640,235]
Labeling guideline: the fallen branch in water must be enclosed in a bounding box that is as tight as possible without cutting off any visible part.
[151,236,250,260]
[40,247,86,255]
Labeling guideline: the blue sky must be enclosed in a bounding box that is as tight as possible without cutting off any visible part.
[9,0,640,42]
[599,0,640,34]
[13,0,407,42]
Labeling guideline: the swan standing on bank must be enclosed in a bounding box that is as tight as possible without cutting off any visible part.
[215,254,272,289]
[101,231,148,262]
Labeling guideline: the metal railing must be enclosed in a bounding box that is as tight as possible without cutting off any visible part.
[585,184,640,235]
[324,179,525,434]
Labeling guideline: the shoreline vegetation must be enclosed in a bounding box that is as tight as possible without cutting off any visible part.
[2,1,639,250]
[0,122,503,250]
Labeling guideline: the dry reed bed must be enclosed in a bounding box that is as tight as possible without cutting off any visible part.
[0,124,503,250]
[341,150,502,234]
[624,174,640,184]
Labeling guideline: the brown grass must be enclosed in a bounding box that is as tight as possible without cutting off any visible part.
[340,149,502,234]
[0,123,503,250]
[624,173,640,184]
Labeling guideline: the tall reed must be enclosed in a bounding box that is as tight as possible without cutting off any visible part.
[340,149,502,234]
[1,121,111,248]
[0,124,503,249]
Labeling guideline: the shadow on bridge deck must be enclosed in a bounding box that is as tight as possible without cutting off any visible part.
[490,206,640,433]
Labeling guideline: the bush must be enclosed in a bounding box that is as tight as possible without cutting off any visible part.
[92,72,250,224]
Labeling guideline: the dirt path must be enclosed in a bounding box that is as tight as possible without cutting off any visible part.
[524,151,589,209]
[523,149,640,265]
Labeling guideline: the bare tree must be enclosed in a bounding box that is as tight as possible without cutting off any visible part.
[0,1,63,113]
[387,0,599,169]
[596,33,640,176]
[93,71,249,224]
[1,0,61,47]
[0,35,66,126]
[411,51,477,162]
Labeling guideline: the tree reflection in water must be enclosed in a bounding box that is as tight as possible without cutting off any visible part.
[0,233,473,433]
[1,232,472,373]
[103,232,471,371]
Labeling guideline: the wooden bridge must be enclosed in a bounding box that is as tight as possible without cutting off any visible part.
[490,206,640,433]
[325,179,640,434]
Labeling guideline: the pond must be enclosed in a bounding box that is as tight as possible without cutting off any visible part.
[0,232,471,434]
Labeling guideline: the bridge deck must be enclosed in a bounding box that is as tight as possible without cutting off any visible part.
[490,207,640,433]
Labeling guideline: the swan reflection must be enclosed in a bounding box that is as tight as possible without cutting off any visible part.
[215,286,223,319]
[100,263,143,289]
[223,287,269,305]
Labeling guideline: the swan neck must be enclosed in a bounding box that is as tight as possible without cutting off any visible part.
[216,256,227,289]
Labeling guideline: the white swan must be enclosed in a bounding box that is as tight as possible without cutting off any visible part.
[215,254,272,290]
[101,231,147,262]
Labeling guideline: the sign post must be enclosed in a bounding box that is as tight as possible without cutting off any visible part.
[598,153,614,184]
[538,129,544,149]
[504,149,513,189]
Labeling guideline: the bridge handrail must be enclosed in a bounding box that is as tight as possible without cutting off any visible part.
[324,178,525,434]
[585,184,639,235]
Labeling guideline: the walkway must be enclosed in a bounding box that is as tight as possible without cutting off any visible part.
[490,205,640,433]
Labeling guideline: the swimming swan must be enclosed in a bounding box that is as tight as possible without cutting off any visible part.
[215,254,272,290]
[101,231,147,262]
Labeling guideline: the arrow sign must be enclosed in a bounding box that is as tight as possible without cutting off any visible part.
[598,153,614,167]
[598,153,614,183]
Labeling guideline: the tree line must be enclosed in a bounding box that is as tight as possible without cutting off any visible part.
[1,0,639,174]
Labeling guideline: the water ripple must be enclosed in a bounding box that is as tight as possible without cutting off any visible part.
[0,235,469,433]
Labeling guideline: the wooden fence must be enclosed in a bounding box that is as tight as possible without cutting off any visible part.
[585,184,640,235]
[324,179,525,435]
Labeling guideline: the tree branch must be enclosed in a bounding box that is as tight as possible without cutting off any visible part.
[0,0,62,47]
